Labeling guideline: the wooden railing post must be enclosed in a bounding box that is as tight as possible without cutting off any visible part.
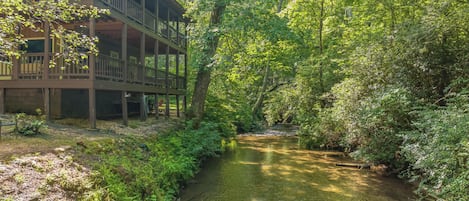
[165,45,170,118]
[154,41,158,86]
[176,51,179,89]
[183,53,187,113]
[140,32,145,85]
[44,22,50,80]
[123,0,128,16]
[122,23,128,83]
[155,0,159,33]
[89,18,96,81]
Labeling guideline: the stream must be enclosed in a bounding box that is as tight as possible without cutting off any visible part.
[179,134,415,201]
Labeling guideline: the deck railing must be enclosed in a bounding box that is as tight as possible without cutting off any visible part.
[127,0,143,23]
[0,58,12,77]
[96,55,124,81]
[95,0,186,48]
[0,54,184,90]
[20,53,45,80]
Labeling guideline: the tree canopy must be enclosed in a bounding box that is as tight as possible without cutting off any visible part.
[183,0,469,199]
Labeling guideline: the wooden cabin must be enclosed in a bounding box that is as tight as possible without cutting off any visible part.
[0,0,188,128]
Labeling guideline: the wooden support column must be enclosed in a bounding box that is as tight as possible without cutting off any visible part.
[122,23,128,83]
[154,41,159,119]
[167,10,170,38]
[12,58,19,80]
[165,45,170,118]
[155,0,159,32]
[121,23,128,126]
[89,89,96,129]
[176,95,180,117]
[89,18,96,81]
[175,51,180,117]
[44,22,50,80]
[140,32,146,84]
[183,53,188,113]
[43,22,51,121]
[89,17,96,129]
[0,88,5,114]
[44,88,50,121]
[176,51,179,89]
[176,17,180,45]
[122,91,128,126]
[140,93,147,121]
[155,94,159,119]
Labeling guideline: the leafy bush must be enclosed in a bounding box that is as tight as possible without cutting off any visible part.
[15,109,47,136]
[401,94,469,200]
[84,122,226,201]
[351,88,414,166]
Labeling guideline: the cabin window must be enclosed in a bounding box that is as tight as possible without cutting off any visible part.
[21,39,53,53]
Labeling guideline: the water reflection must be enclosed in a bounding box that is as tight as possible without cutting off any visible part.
[180,136,414,201]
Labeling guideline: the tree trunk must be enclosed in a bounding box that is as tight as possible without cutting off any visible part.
[251,0,284,122]
[252,64,270,121]
[188,1,226,129]
[318,0,326,108]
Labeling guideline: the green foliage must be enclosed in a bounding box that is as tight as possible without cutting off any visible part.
[0,0,108,63]
[351,88,414,166]
[15,109,47,136]
[84,122,226,201]
[401,94,469,200]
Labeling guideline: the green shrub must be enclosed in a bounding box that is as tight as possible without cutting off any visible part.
[84,121,226,201]
[15,109,47,136]
[401,94,469,200]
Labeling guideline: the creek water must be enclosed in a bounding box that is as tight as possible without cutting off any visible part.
[179,135,415,201]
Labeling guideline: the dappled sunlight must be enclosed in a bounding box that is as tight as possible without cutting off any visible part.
[180,136,415,201]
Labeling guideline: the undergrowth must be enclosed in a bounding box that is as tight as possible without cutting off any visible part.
[79,121,231,201]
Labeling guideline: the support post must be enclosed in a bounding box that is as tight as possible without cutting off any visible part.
[155,0,159,33]
[140,92,147,121]
[44,88,50,121]
[176,17,180,45]
[165,45,170,118]
[89,17,97,129]
[12,57,19,80]
[155,94,159,119]
[176,51,179,89]
[0,88,4,114]
[89,88,96,129]
[122,23,128,83]
[43,22,50,80]
[176,95,180,117]
[154,41,158,85]
[89,18,96,81]
[140,32,145,84]
[183,53,188,113]
[122,91,128,126]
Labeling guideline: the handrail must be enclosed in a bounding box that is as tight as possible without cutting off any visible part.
[127,0,143,23]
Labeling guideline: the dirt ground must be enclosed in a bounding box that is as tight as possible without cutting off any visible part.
[0,114,181,200]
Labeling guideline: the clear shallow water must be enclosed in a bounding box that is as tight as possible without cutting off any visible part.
[179,136,415,201]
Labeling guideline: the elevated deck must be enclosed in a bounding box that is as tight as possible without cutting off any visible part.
[0,53,185,94]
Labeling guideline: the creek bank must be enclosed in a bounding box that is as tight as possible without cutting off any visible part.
[0,117,223,201]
